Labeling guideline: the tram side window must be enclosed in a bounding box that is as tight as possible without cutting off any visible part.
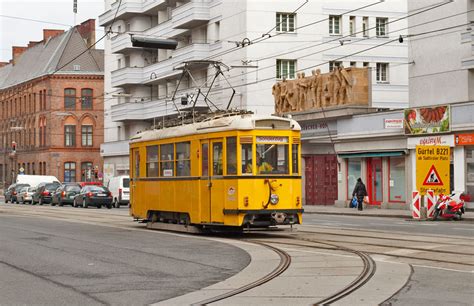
[134,150,140,178]
[241,144,253,174]
[176,142,190,176]
[146,145,159,177]
[213,142,223,176]
[292,144,299,174]
[256,144,289,174]
[160,144,174,177]
[226,137,237,175]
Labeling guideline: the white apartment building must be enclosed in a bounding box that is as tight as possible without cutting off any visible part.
[99,0,408,181]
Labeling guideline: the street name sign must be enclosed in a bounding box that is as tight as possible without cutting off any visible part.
[416,145,450,195]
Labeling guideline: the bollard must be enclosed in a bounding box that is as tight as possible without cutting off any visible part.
[412,191,421,219]
[426,190,436,219]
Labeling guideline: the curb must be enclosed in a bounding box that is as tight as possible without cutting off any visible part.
[304,210,474,222]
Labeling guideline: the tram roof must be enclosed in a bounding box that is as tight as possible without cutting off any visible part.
[130,114,301,143]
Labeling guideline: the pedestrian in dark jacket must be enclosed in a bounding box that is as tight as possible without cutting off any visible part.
[352,178,367,211]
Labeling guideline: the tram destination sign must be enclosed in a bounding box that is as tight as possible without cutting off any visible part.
[416,145,450,195]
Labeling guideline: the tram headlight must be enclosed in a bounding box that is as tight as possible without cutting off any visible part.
[270,194,279,205]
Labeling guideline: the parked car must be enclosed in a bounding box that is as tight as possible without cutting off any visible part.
[17,186,35,204]
[107,175,130,208]
[51,183,81,206]
[32,182,61,205]
[5,183,30,203]
[73,185,113,209]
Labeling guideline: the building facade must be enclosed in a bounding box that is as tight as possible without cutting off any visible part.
[0,20,104,186]
[99,0,408,183]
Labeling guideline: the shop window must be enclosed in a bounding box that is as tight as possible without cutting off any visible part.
[176,142,190,176]
[347,159,361,199]
[466,147,474,202]
[389,157,405,202]
[146,145,159,177]
[160,144,174,177]
[226,137,237,175]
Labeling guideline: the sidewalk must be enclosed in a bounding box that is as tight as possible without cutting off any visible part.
[303,205,474,222]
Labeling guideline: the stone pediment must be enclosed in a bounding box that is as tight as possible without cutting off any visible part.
[272,67,371,115]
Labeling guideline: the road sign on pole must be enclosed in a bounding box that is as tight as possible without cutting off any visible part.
[416,145,450,195]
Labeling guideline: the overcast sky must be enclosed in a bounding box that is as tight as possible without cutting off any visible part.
[0,0,105,62]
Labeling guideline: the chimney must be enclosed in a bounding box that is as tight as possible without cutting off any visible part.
[77,19,96,49]
[12,46,27,65]
[28,41,41,48]
[0,62,9,68]
[43,29,64,42]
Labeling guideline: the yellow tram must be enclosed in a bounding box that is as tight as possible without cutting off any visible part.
[129,113,303,230]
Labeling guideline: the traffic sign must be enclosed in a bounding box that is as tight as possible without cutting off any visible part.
[416,145,450,195]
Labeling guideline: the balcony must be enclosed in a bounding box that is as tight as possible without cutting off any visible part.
[99,0,143,26]
[461,26,474,69]
[172,0,211,29]
[110,100,144,122]
[144,43,210,83]
[111,67,144,87]
[100,140,130,157]
[111,33,135,54]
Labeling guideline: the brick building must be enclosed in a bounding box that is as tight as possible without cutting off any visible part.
[0,19,104,186]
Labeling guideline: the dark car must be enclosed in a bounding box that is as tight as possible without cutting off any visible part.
[51,183,81,206]
[73,185,113,209]
[5,183,30,203]
[32,182,61,205]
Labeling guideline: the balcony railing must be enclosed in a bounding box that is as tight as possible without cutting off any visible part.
[99,0,143,26]
[172,0,211,29]
[100,140,130,157]
[111,67,144,87]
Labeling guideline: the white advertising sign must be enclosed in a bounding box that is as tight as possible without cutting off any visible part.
[384,119,403,129]
[407,134,454,149]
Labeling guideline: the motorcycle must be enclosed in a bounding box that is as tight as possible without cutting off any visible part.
[432,192,469,221]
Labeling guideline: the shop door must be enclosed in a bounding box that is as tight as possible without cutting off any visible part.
[304,155,337,205]
[367,158,383,205]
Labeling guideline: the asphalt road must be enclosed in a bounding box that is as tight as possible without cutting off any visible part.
[0,213,250,305]
[303,213,474,237]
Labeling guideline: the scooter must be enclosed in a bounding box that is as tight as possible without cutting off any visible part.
[432,192,469,221]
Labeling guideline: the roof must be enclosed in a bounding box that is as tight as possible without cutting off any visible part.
[130,114,301,144]
[0,28,104,90]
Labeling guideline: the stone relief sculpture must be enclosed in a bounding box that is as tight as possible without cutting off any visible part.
[273,66,368,114]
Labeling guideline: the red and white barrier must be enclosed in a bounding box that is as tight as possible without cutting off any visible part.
[426,190,436,219]
[412,191,421,219]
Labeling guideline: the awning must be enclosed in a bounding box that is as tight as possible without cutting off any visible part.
[338,151,406,159]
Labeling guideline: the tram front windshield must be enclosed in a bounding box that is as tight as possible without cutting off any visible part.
[255,143,289,174]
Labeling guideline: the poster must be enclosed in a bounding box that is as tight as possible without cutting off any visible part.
[404,105,450,135]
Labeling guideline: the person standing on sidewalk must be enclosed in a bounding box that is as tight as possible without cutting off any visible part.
[352,178,367,211]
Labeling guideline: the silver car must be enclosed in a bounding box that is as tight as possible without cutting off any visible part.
[18,186,35,204]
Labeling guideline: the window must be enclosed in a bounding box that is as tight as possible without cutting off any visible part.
[212,142,223,176]
[201,143,209,176]
[146,145,159,177]
[466,147,474,204]
[226,137,237,175]
[349,16,356,36]
[64,125,76,147]
[276,12,295,32]
[329,61,342,72]
[389,157,406,202]
[350,61,357,67]
[329,15,341,35]
[176,142,190,176]
[376,63,389,82]
[81,125,93,147]
[376,17,388,37]
[363,62,370,68]
[292,144,299,174]
[81,162,93,182]
[81,89,93,109]
[64,88,76,109]
[64,162,76,183]
[347,159,361,199]
[362,17,369,37]
[160,144,174,176]
[256,140,289,175]
[276,59,296,80]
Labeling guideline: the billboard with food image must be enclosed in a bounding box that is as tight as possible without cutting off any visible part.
[404,105,450,135]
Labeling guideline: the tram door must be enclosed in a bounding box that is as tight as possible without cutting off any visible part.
[200,139,225,224]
